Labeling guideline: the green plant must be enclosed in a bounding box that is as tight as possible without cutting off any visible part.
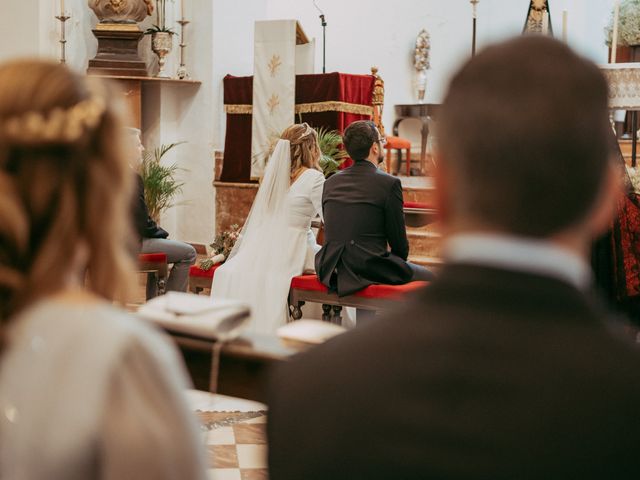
[144,0,176,35]
[605,0,640,46]
[140,142,185,222]
[315,127,348,177]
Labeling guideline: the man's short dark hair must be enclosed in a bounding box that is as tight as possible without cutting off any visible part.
[438,36,612,237]
[343,120,379,161]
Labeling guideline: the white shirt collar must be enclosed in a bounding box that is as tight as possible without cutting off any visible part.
[442,233,592,290]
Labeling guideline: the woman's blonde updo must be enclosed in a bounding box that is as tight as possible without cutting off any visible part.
[0,59,135,346]
[280,123,322,178]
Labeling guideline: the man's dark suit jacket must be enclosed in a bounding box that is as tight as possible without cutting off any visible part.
[268,264,640,479]
[133,173,168,240]
[315,160,413,296]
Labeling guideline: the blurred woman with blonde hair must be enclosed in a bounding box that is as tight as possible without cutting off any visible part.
[0,59,206,479]
[212,123,325,334]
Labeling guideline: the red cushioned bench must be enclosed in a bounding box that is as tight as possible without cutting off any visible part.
[188,265,428,324]
[289,275,428,323]
[188,263,221,294]
[138,252,168,299]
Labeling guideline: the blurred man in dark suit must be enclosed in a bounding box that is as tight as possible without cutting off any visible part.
[127,128,196,298]
[315,120,433,297]
[268,36,640,479]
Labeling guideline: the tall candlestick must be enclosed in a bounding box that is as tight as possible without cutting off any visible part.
[562,10,568,42]
[612,0,620,63]
[470,0,479,57]
[176,19,190,79]
[55,13,70,64]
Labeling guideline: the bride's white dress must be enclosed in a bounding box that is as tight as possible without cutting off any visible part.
[211,141,324,335]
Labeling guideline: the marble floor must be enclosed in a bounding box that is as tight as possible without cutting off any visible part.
[187,390,268,480]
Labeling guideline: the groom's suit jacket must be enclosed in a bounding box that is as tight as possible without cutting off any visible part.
[268,263,640,479]
[315,160,413,296]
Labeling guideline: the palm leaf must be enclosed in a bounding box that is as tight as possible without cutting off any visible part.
[140,142,187,223]
[315,127,347,177]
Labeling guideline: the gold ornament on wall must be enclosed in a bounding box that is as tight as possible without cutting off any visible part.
[268,55,283,77]
[267,94,281,115]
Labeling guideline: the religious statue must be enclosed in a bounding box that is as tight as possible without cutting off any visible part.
[88,0,154,24]
[523,0,553,36]
[87,0,153,76]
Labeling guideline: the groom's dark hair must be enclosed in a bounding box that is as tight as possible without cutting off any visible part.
[343,120,379,161]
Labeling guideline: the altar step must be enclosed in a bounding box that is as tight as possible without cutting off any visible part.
[400,175,436,205]
[407,228,441,258]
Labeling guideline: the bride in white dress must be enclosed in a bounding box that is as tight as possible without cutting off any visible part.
[212,123,325,334]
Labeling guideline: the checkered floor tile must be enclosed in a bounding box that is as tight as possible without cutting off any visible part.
[197,411,268,480]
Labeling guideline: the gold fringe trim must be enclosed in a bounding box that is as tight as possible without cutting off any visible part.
[225,101,373,116]
[295,101,373,115]
[224,104,253,114]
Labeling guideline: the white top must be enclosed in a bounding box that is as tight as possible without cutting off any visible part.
[0,299,207,480]
[288,168,325,271]
[443,233,592,290]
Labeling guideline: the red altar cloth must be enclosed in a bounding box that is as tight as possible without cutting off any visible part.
[221,72,375,183]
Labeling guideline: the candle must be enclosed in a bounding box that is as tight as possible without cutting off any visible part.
[562,10,568,42]
[181,0,185,19]
[542,11,549,35]
[60,0,64,14]
[612,0,620,63]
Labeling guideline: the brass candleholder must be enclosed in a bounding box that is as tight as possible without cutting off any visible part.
[55,14,71,64]
[176,19,190,79]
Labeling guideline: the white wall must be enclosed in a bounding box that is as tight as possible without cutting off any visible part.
[0,0,623,242]
[0,1,41,59]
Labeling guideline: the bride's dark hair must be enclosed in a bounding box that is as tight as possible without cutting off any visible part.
[281,123,322,176]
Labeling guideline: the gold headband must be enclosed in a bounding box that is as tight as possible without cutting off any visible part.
[297,122,315,141]
[2,82,107,145]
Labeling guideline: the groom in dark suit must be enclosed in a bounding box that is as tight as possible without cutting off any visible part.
[268,36,640,479]
[315,120,433,296]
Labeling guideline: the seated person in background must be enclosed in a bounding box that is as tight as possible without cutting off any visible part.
[127,128,196,298]
[268,37,640,479]
[315,120,433,297]
[0,60,206,479]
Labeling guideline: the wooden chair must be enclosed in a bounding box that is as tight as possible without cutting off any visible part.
[384,136,412,176]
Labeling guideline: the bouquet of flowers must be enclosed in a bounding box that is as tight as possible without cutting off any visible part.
[414,29,431,72]
[413,29,431,101]
[199,224,241,271]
